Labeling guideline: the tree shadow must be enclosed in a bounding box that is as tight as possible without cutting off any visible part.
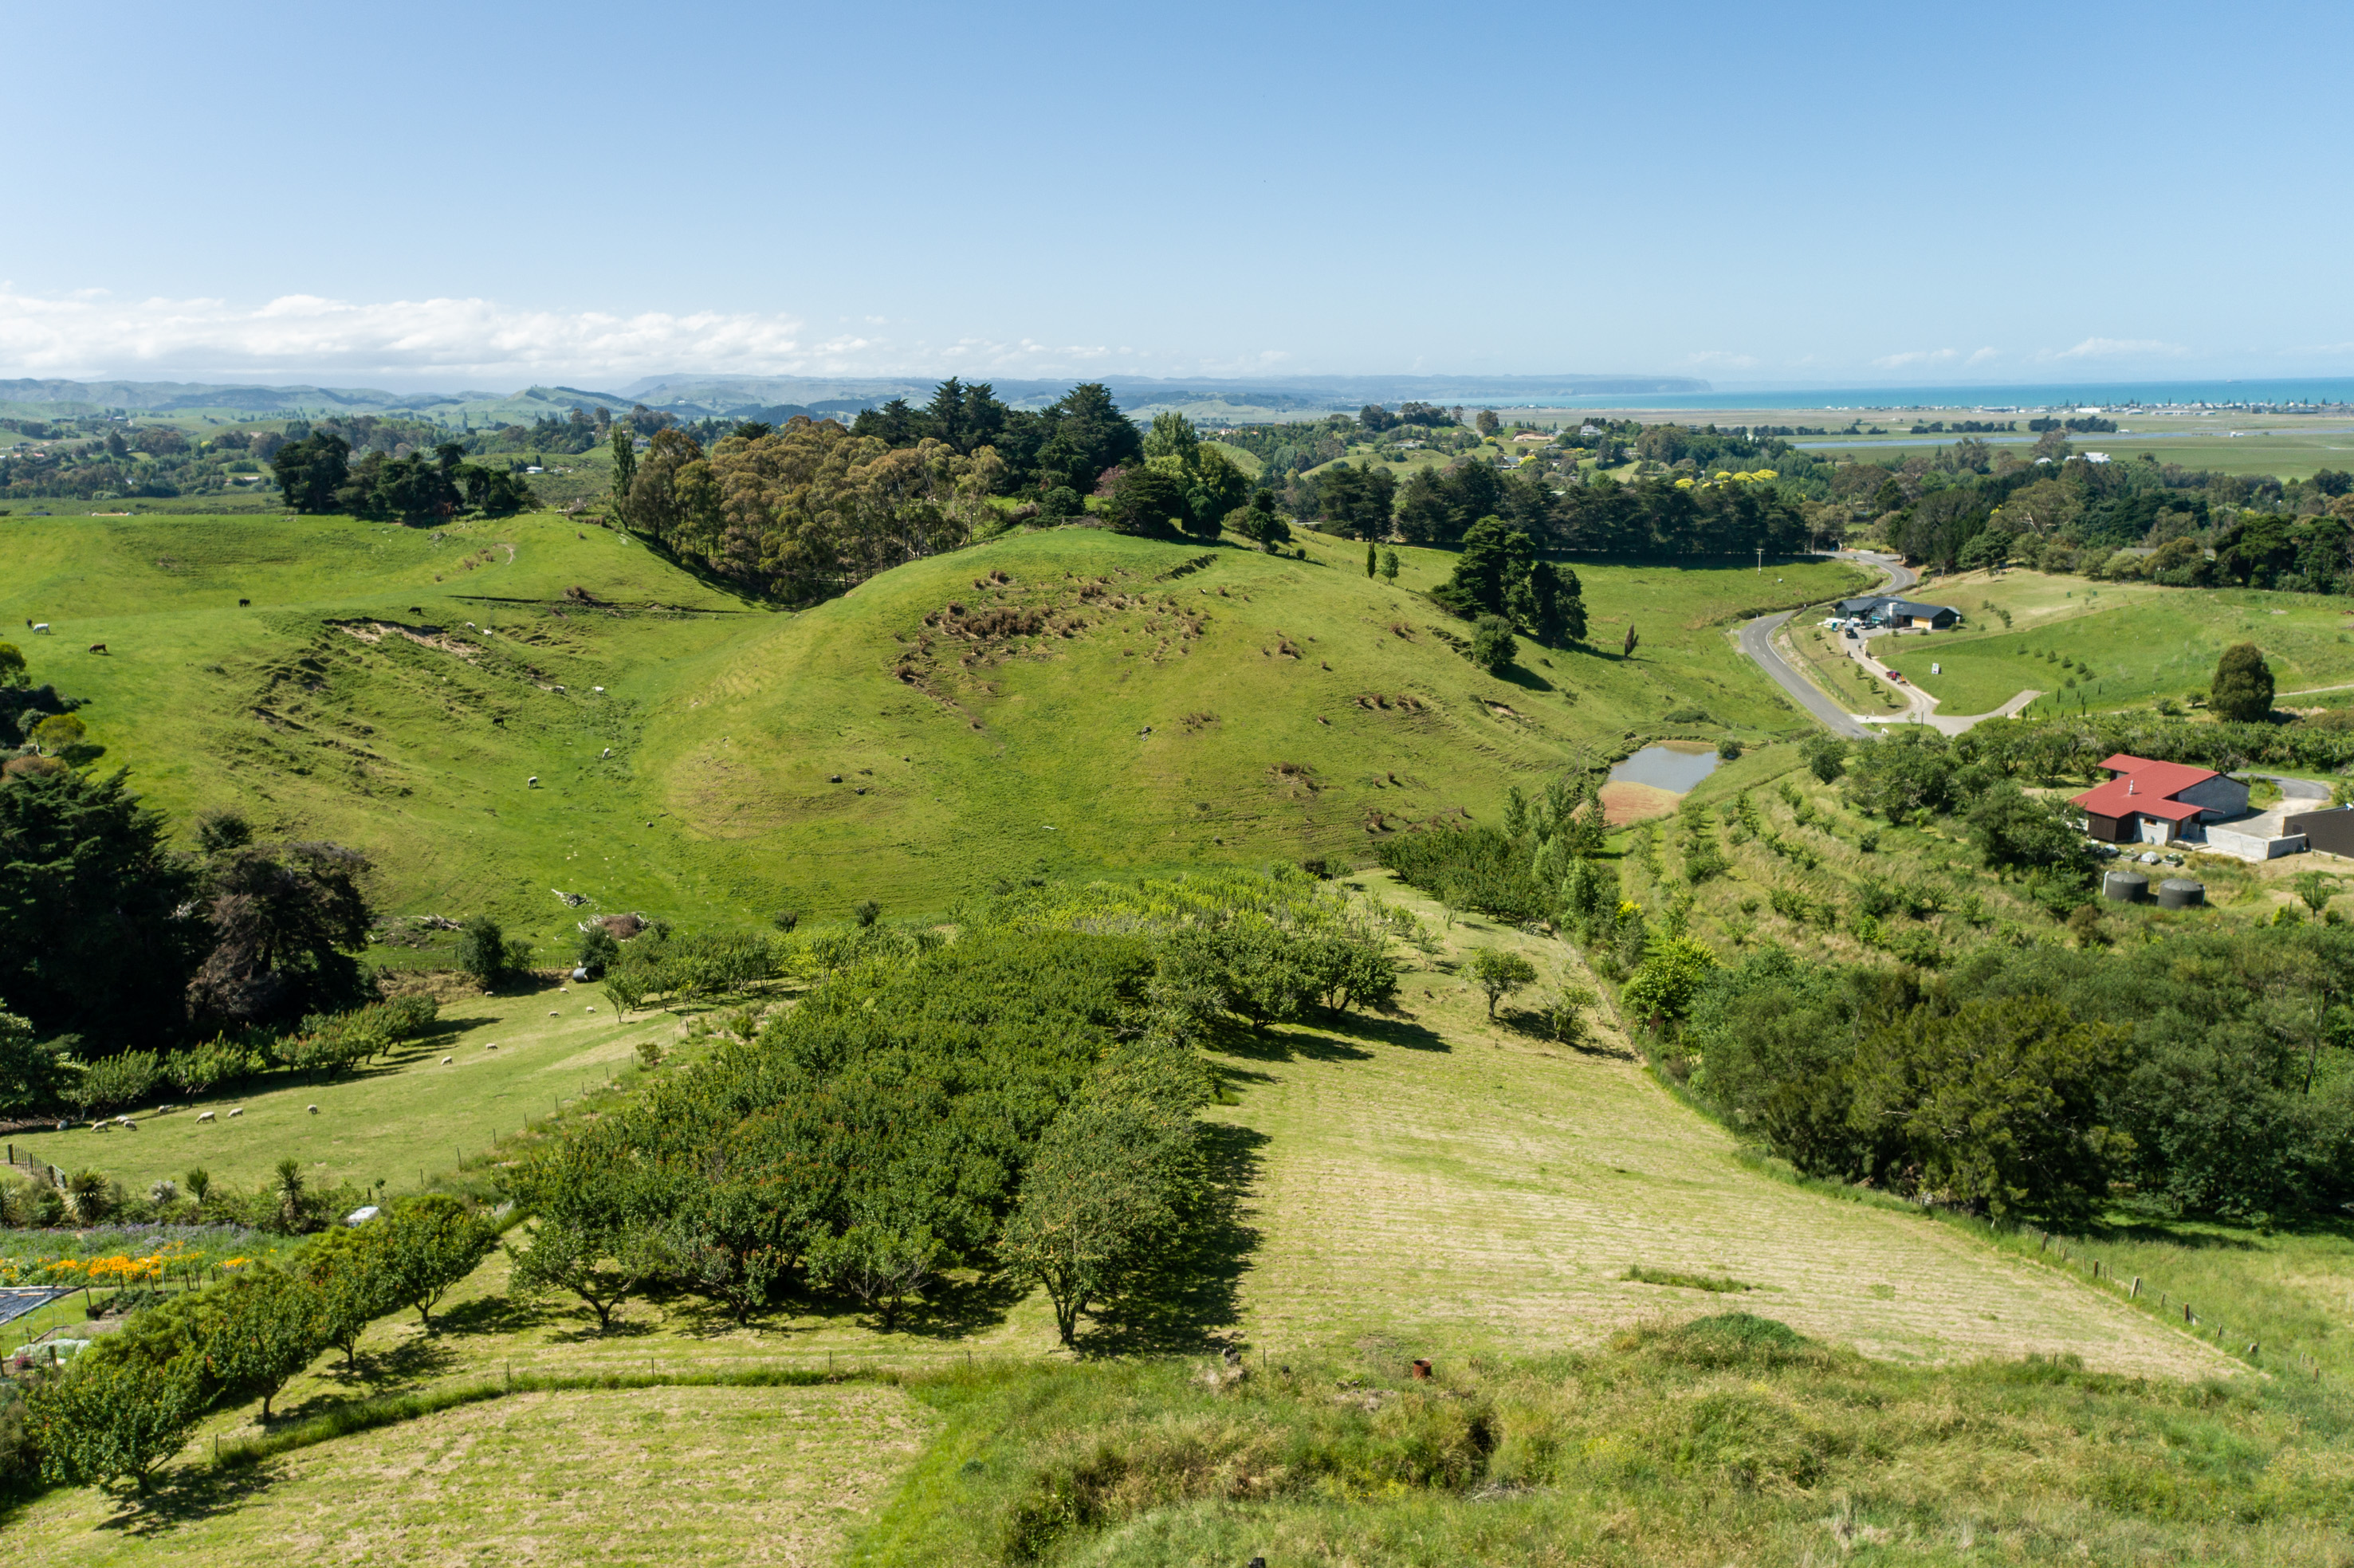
[1072,1121,1267,1357]
[1323,1009,1452,1055]
[289,1333,464,1411]
[80,1459,290,1538]
[1495,665,1558,695]
[433,1291,537,1339]
[875,1269,1030,1342]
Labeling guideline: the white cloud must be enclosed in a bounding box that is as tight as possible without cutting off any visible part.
[1965,346,2000,367]
[2043,336,2187,362]
[0,288,1216,385]
[1685,350,1758,369]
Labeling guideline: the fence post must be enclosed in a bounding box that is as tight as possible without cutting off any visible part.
[2130,1277,2140,1299]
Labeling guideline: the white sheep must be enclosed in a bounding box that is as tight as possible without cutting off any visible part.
[485,1043,499,1051]
[90,1121,105,1132]
[548,1009,559,1017]
[227,1107,244,1118]
[528,776,540,788]
[197,1110,214,1122]
[586,1005,596,1012]
[32,623,49,635]
[307,1104,320,1114]
[442,1055,454,1065]
[122,1120,137,1132]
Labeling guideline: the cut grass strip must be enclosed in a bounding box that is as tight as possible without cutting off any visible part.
[1621,1264,1761,1294]
[208,1363,884,1471]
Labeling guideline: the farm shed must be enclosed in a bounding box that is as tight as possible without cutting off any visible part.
[2070,754,2249,846]
[2286,804,2354,859]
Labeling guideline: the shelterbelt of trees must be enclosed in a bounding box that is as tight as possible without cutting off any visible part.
[1866,446,2353,596]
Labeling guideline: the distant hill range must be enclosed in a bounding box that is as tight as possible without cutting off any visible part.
[0,371,1710,426]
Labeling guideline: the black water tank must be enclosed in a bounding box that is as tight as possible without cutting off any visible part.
[2102,870,2148,903]
[2157,878,2205,910]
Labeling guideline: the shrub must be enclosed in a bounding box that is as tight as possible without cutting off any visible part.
[63,1049,160,1114]
[1468,614,1517,675]
[454,916,532,989]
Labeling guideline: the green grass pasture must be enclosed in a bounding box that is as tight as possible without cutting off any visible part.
[1901,570,2354,716]
[0,514,1865,950]
[4,984,673,1198]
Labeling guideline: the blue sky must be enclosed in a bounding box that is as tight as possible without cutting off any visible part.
[6,0,2351,390]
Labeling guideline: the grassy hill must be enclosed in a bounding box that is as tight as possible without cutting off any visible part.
[1896,568,2354,717]
[0,511,1865,952]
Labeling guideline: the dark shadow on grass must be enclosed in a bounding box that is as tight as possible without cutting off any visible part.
[292,1333,462,1412]
[1495,664,1558,695]
[1322,1010,1451,1055]
[432,1291,537,1339]
[859,1269,1029,1342]
[1072,1121,1267,1358]
[80,1459,289,1538]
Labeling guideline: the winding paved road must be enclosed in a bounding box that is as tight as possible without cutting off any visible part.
[1737,552,1916,741]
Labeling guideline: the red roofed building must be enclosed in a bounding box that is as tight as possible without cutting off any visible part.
[2071,753,2249,845]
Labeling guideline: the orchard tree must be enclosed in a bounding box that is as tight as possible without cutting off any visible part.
[26,1343,207,1493]
[1467,947,1538,1017]
[203,1264,325,1420]
[301,1222,403,1366]
[380,1195,500,1332]
[805,1220,945,1330]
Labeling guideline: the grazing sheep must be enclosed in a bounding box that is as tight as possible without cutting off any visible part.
[527,776,539,788]
[485,1043,498,1051]
[32,623,49,634]
[198,1110,214,1122]
[227,1107,243,1118]
[87,643,106,654]
[122,1120,136,1132]
[90,1122,105,1132]
[592,686,604,693]
[442,1055,454,1064]
[586,1005,596,1012]
[307,1104,319,1114]
[238,598,250,607]
[409,605,424,614]
[601,747,613,758]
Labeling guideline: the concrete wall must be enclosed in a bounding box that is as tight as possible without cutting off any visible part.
[2203,825,2308,863]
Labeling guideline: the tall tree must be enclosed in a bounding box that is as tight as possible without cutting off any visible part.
[269,432,351,513]
[608,423,637,519]
[2210,642,2276,722]
[1035,383,1143,493]
[0,768,198,1040]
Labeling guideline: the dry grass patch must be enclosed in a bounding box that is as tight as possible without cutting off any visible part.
[2,1382,933,1566]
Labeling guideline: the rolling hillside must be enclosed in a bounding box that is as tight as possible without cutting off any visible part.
[0,510,1865,950]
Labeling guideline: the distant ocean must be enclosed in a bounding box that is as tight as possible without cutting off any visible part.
[1533,378,2354,411]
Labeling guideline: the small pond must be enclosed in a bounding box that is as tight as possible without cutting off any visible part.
[1609,742,1723,793]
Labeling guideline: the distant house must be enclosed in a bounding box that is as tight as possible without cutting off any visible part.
[1835,595,1961,630]
[2070,754,2249,846]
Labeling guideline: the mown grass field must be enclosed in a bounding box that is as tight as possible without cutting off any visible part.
[1,1381,934,1565]
[1199,870,2222,1377]
[3,982,678,1201]
[0,511,1865,955]
[1898,568,2354,716]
